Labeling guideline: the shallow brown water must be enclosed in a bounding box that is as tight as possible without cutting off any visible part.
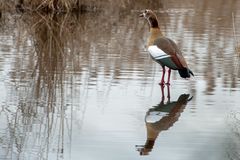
[0,0,240,160]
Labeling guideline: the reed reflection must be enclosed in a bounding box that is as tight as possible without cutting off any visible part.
[136,86,192,155]
[0,12,80,159]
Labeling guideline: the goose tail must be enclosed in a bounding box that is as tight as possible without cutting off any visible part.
[178,68,194,78]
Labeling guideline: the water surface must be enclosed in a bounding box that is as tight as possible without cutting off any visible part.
[0,0,240,160]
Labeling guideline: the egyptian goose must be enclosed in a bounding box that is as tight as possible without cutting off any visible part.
[136,89,192,155]
[139,9,194,85]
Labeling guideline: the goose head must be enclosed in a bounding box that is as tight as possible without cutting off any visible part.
[139,9,159,28]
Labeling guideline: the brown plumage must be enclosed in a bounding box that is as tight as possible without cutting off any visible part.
[139,9,194,85]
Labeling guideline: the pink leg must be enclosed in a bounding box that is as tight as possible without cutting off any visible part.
[166,69,171,85]
[159,66,165,85]
[160,84,165,102]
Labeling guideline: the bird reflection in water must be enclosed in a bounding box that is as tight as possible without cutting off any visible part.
[136,85,192,155]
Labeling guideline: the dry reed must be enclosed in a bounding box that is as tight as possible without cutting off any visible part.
[1,0,118,12]
[232,13,240,54]
[232,12,240,78]
[1,0,164,13]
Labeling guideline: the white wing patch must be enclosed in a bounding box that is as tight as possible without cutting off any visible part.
[148,45,170,60]
[145,111,168,123]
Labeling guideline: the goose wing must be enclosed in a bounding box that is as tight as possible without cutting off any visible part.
[148,37,188,69]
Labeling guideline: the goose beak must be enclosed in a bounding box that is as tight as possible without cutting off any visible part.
[139,13,144,17]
